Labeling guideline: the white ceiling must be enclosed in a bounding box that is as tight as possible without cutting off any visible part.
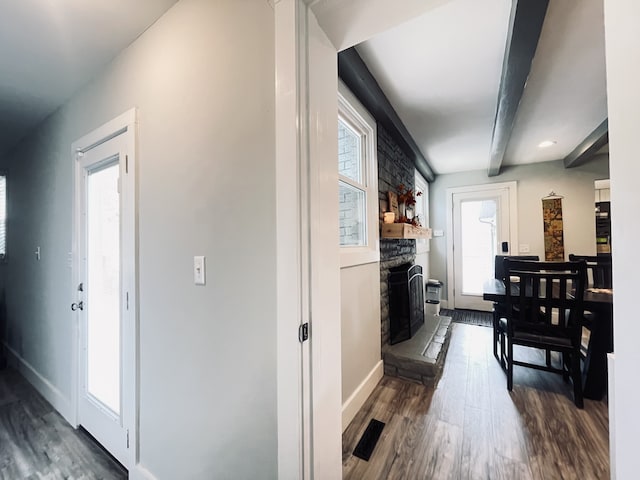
[356,0,608,175]
[0,0,178,156]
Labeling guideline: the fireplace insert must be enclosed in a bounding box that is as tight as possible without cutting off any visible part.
[388,263,424,344]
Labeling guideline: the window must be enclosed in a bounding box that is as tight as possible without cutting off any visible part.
[415,171,429,254]
[338,82,379,267]
[0,174,5,260]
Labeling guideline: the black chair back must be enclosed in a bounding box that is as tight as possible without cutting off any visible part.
[568,254,612,289]
[502,258,587,407]
[494,255,539,281]
[504,259,587,338]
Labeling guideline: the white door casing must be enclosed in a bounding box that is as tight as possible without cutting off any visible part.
[71,109,137,469]
[276,1,460,478]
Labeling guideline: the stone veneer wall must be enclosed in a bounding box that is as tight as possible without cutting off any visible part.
[378,124,417,346]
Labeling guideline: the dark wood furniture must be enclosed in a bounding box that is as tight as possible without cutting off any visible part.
[569,254,612,289]
[483,271,613,401]
[491,255,539,366]
[500,259,587,407]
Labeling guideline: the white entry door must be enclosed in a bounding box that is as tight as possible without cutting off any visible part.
[73,114,136,468]
[450,183,516,311]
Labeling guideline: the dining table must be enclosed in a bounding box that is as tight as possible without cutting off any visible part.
[483,278,613,400]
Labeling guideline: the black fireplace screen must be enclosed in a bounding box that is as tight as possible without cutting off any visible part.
[388,263,424,345]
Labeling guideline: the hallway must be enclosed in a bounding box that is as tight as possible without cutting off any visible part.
[0,368,126,479]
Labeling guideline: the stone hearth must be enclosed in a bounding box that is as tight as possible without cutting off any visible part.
[382,313,452,387]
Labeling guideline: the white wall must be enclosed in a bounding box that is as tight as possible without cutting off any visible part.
[340,262,382,429]
[429,158,609,300]
[0,1,278,478]
[604,0,640,476]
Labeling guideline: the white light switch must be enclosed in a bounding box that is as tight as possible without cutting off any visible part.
[194,256,206,285]
[433,230,444,237]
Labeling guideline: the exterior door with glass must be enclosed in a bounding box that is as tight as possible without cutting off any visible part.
[73,125,135,468]
[452,187,513,311]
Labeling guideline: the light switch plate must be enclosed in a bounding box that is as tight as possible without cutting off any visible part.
[433,230,444,237]
[194,256,206,285]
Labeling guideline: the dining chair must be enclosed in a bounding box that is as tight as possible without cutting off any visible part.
[501,258,587,408]
[568,254,612,289]
[568,254,613,354]
[492,255,539,367]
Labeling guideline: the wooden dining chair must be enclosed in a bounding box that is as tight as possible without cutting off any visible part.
[501,258,587,408]
[492,255,539,367]
[568,254,612,289]
[568,254,613,354]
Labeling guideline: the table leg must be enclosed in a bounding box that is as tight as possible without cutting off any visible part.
[582,308,613,400]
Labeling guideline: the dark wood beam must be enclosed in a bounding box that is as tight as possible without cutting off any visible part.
[488,0,550,177]
[564,119,608,168]
[338,48,435,182]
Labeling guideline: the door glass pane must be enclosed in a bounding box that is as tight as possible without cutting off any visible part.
[460,199,497,295]
[338,119,362,183]
[339,181,366,246]
[87,162,120,414]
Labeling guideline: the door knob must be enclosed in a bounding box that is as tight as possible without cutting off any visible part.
[71,301,84,311]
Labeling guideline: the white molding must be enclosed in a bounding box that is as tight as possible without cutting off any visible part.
[341,360,383,432]
[275,1,307,478]
[608,353,616,480]
[5,343,74,424]
[71,108,136,154]
[445,181,518,309]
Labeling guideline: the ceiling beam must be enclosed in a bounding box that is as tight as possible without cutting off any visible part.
[563,119,609,168]
[488,0,549,177]
[338,47,435,182]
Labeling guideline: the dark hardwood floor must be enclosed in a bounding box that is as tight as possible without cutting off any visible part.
[0,367,127,479]
[343,323,610,480]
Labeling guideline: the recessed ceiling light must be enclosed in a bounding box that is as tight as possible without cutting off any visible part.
[538,140,557,148]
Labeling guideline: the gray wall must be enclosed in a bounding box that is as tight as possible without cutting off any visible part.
[429,157,610,301]
[0,0,277,478]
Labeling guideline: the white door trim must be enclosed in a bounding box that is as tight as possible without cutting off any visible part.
[275,1,310,478]
[275,2,343,479]
[70,108,138,468]
[446,181,518,309]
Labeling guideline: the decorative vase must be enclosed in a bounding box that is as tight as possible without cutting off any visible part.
[398,201,406,218]
[406,205,414,221]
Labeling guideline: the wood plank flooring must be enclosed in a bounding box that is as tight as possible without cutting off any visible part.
[0,367,127,479]
[343,323,610,480]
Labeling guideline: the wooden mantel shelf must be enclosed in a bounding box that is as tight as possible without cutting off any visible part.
[381,223,432,239]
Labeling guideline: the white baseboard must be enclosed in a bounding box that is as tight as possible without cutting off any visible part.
[131,464,158,480]
[608,353,616,480]
[342,360,384,432]
[5,343,74,424]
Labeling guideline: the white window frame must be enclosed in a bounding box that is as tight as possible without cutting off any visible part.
[338,81,379,268]
[415,171,430,254]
